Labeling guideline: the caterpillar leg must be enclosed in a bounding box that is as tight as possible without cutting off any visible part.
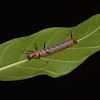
[22,50,32,54]
[39,54,40,58]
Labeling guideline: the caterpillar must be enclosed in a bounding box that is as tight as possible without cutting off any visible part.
[26,32,77,60]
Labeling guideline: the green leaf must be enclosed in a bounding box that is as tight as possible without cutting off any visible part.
[0,14,100,81]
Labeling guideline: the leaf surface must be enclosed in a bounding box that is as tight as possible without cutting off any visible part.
[0,14,100,81]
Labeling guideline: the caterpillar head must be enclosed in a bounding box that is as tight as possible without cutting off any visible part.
[27,51,36,60]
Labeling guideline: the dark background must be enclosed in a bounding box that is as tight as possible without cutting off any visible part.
[0,1,100,100]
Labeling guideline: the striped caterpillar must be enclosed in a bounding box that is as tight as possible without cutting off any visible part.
[26,33,77,60]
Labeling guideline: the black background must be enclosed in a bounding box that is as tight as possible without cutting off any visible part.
[0,1,100,100]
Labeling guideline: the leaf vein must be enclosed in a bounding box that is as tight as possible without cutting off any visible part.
[0,40,19,63]
[77,25,100,42]
[68,45,100,49]
[41,56,87,62]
